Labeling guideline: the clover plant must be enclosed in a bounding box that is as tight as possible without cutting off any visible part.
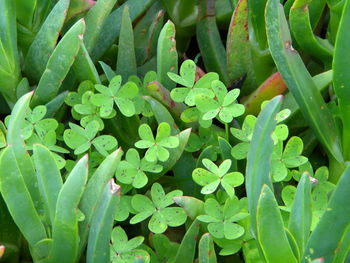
[110,227,150,263]
[135,122,179,162]
[1,1,350,261]
[130,183,186,233]
[192,159,244,198]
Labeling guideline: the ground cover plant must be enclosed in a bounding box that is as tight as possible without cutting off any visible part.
[1,0,350,262]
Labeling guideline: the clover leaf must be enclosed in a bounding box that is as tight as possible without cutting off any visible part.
[110,226,150,263]
[115,195,137,222]
[195,80,245,124]
[134,122,179,162]
[73,90,107,130]
[65,80,95,107]
[17,105,57,140]
[230,115,256,160]
[180,107,213,128]
[115,148,162,188]
[26,130,69,169]
[63,121,118,156]
[185,127,217,152]
[169,60,218,106]
[91,75,138,117]
[231,110,291,160]
[168,59,196,88]
[271,136,308,182]
[192,159,244,197]
[197,197,247,240]
[130,183,186,234]
[66,80,112,129]
[130,74,153,117]
[281,167,334,231]
[151,234,179,263]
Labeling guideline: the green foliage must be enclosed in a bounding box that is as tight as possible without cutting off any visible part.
[130,183,186,234]
[1,0,350,262]
[192,159,244,197]
[198,197,248,240]
[135,122,179,162]
[110,227,150,263]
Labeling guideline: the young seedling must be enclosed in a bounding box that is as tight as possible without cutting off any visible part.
[135,122,179,162]
[192,159,244,198]
[130,183,186,234]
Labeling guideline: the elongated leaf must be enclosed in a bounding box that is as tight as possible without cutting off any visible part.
[0,0,20,105]
[45,91,68,118]
[67,0,95,21]
[49,155,88,263]
[116,6,137,81]
[282,70,333,119]
[197,0,229,85]
[257,185,298,263]
[32,19,85,106]
[333,0,350,160]
[99,61,116,82]
[246,96,281,238]
[15,0,36,27]
[266,0,343,163]
[146,81,186,119]
[157,20,178,91]
[7,92,42,212]
[303,165,350,262]
[73,42,101,84]
[144,96,180,134]
[134,3,164,65]
[32,238,53,262]
[87,179,121,263]
[288,173,311,258]
[242,239,265,263]
[33,144,63,225]
[308,0,327,29]
[248,0,267,49]
[24,0,70,82]
[289,0,333,63]
[226,0,255,94]
[78,148,123,256]
[218,137,237,171]
[160,0,197,28]
[198,233,217,263]
[84,0,118,52]
[16,77,30,99]
[91,0,155,61]
[174,219,200,263]
[160,128,191,175]
[331,224,350,263]
[0,147,47,246]
[244,72,287,116]
[173,196,204,220]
